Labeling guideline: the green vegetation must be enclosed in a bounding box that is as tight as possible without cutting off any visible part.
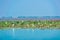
[0,20,60,29]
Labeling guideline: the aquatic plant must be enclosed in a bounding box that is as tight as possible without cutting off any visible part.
[0,20,60,29]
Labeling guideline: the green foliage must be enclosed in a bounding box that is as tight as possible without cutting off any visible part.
[0,20,60,29]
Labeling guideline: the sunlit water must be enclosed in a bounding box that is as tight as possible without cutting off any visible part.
[0,28,60,40]
[12,28,15,37]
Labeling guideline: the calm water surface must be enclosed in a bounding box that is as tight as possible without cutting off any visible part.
[0,28,60,40]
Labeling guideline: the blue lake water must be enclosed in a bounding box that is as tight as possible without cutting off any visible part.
[0,28,60,40]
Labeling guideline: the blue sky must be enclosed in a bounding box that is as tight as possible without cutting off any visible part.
[0,0,60,17]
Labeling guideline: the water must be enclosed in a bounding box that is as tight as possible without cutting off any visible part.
[12,28,15,37]
[0,28,60,40]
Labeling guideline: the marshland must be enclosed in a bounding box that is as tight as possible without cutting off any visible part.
[0,19,60,29]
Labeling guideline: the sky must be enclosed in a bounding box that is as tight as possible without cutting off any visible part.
[0,0,60,17]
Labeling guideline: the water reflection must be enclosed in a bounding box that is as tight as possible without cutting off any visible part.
[12,28,15,37]
[0,29,60,40]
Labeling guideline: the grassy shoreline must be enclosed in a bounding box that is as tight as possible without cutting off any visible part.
[0,20,60,29]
